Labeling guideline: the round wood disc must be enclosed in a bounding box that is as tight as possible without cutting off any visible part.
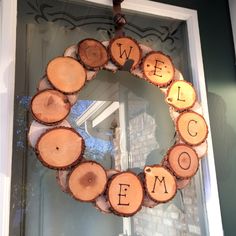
[176,111,208,146]
[47,57,86,94]
[31,89,71,125]
[167,144,199,178]
[56,170,70,193]
[144,165,177,203]
[68,161,107,202]
[166,81,196,111]
[142,52,175,87]
[109,37,142,69]
[108,172,144,216]
[78,39,109,70]
[36,127,84,169]
[28,120,71,148]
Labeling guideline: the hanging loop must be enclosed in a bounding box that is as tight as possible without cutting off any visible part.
[113,0,126,37]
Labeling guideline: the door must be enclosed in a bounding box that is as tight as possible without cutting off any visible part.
[8,0,222,236]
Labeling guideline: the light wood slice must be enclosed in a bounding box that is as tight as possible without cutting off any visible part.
[31,89,70,125]
[176,177,191,190]
[143,194,159,208]
[56,170,70,192]
[47,57,86,94]
[167,144,199,178]
[68,161,107,202]
[36,127,84,169]
[169,107,180,122]
[106,169,120,178]
[109,37,142,69]
[64,44,78,59]
[138,172,159,208]
[38,77,52,90]
[38,78,79,105]
[94,169,120,214]
[78,39,109,70]
[86,70,98,81]
[131,44,152,79]
[144,165,177,203]
[95,195,111,214]
[166,81,196,111]
[102,41,119,73]
[108,172,144,216]
[174,69,184,81]
[28,120,71,148]
[192,140,208,159]
[142,52,175,87]
[176,111,208,146]
[191,101,203,115]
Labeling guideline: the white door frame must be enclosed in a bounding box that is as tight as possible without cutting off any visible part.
[0,0,223,235]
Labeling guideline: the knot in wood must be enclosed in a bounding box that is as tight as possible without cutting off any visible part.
[114,13,127,27]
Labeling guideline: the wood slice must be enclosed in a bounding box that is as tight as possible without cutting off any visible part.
[102,41,119,73]
[107,169,120,178]
[36,127,84,169]
[47,57,86,94]
[56,170,70,193]
[176,111,208,146]
[138,172,159,208]
[166,81,196,111]
[107,171,144,217]
[31,89,71,125]
[144,165,177,203]
[142,52,175,87]
[143,194,159,208]
[94,169,120,214]
[37,77,79,106]
[64,44,78,59]
[169,107,180,122]
[193,140,208,159]
[174,69,184,81]
[167,144,199,178]
[68,161,107,202]
[38,77,52,91]
[191,101,203,115]
[78,39,109,70]
[109,37,142,69]
[28,120,71,148]
[176,177,191,190]
[86,70,98,81]
[95,195,111,214]
[131,44,152,79]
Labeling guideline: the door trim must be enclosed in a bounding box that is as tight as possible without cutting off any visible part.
[0,0,17,236]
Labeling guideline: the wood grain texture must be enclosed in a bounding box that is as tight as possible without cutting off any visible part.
[31,89,70,125]
[47,57,86,94]
[36,127,84,169]
[68,161,107,202]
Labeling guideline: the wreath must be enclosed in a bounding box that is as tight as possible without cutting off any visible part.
[28,37,208,217]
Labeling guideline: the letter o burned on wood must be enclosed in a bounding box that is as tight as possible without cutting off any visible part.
[29,36,208,217]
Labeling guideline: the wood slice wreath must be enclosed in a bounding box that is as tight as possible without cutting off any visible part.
[29,36,209,217]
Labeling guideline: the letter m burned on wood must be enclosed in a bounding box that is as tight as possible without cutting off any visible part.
[144,166,177,203]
